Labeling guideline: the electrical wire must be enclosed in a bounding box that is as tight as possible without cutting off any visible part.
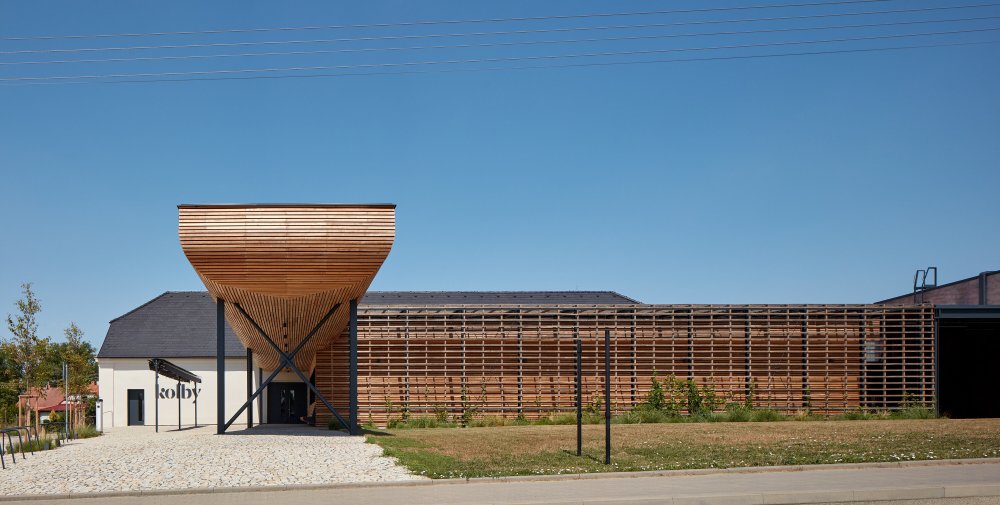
[5,38,995,86]
[3,26,995,83]
[3,2,998,56]
[0,0,895,41]
[4,15,997,67]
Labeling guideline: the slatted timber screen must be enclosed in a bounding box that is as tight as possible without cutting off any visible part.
[315,305,934,426]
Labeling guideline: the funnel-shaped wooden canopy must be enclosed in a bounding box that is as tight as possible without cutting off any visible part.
[179,204,395,371]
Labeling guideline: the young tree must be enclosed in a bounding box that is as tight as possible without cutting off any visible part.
[61,322,97,427]
[0,344,17,424]
[4,283,52,430]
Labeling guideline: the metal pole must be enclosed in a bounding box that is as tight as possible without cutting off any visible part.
[576,338,582,457]
[194,383,198,428]
[604,329,611,465]
[64,363,69,440]
[247,348,254,428]
[349,298,359,435]
[154,364,159,433]
[217,298,226,434]
[177,382,181,431]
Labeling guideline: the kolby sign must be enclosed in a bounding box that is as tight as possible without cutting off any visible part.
[159,383,201,400]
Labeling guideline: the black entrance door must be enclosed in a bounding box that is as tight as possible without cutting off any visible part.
[267,382,307,423]
[127,389,144,426]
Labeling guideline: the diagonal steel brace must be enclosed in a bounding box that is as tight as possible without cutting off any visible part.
[230,303,350,431]
[221,303,343,431]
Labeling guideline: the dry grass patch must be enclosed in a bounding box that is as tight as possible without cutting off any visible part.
[368,418,1000,479]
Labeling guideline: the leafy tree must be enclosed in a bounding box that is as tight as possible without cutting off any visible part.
[60,323,97,426]
[0,337,21,425]
[4,283,52,428]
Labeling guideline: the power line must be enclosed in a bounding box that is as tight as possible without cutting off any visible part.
[3,2,996,56]
[5,15,997,67]
[4,26,995,83]
[5,38,995,87]
[0,0,895,41]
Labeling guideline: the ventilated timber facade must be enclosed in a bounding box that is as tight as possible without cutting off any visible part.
[315,304,935,426]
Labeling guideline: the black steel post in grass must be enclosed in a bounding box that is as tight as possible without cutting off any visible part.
[576,337,582,457]
[349,298,359,435]
[217,298,225,434]
[247,348,254,428]
[604,329,611,465]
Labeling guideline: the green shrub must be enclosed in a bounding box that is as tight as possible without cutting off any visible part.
[75,425,101,439]
[749,409,784,422]
[841,408,871,421]
[891,406,935,420]
[467,416,510,428]
[547,413,578,425]
[433,406,449,423]
[614,411,642,424]
[685,380,710,416]
[645,373,666,411]
[328,417,346,430]
[634,406,676,424]
[724,403,751,422]
[891,393,935,420]
[586,395,603,415]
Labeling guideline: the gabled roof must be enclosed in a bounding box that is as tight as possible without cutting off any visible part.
[99,290,640,359]
[99,292,245,359]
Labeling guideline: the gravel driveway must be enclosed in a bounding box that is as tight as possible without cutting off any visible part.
[0,425,424,496]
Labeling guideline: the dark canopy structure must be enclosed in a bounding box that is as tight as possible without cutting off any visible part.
[149,358,202,384]
[148,358,202,432]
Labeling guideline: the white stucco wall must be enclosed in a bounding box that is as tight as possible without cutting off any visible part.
[98,358,261,430]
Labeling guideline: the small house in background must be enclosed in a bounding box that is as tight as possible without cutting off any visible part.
[18,382,98,424]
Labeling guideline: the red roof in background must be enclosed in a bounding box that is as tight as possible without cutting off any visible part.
[17,382,98,412]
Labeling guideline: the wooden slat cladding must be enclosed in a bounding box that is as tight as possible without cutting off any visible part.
[315,305,935,426]
[179,204,395,371]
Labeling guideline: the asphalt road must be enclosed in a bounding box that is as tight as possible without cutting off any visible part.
[3,460,998,505]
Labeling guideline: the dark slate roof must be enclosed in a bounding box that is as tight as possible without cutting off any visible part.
[99,290,639,359]
[360,291,639,305]
[98,292,245,359]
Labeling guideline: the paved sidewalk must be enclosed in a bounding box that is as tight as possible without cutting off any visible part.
[3,460,998,505]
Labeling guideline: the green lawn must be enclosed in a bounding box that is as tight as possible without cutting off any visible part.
[366,418,1000,479]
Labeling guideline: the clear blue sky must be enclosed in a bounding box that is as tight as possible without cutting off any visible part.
[1,1,998,349]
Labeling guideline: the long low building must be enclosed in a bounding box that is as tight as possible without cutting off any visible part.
[97,273,999,429]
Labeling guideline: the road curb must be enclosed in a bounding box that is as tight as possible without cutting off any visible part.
[1,458,999,502]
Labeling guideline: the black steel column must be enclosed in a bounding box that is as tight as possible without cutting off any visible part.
[217,298,225,434]
[575,338,582,457]
[154,368,159,433]
[247,348,254,428]
[349,298,359,435]
[257,367,263,423]
[604,329,611,465]
[177,382,181,431]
